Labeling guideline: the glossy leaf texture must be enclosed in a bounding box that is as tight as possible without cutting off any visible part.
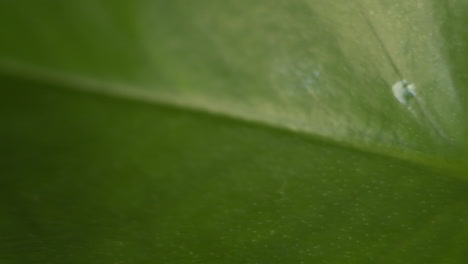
[0,0,468,263]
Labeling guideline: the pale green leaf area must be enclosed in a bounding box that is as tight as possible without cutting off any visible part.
[0,0,468,263]
[1,0,467,163]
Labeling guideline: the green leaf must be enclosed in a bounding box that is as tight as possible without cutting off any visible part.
[0,0,467,263]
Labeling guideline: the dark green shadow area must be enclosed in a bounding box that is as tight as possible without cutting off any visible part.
[1,74,468,263]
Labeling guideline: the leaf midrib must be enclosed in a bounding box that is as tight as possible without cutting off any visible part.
[0,58,466,177]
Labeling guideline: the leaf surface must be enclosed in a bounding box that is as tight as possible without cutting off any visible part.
[0,0,467,263]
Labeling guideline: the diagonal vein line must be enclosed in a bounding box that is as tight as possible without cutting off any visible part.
[0,58,466,177]
[358,5,403,81]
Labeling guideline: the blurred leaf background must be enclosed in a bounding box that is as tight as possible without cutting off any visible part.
[0,0,467,263]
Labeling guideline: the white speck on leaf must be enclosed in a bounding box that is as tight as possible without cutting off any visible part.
[392,80,416,105]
